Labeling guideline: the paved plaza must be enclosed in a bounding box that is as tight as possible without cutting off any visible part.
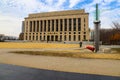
[0,63,120,80]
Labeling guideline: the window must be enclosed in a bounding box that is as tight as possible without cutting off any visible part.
[69,19,72,31]
[29,36,31,40]
[26,36,27,40]
[64,19,67,31]
[64,35,66,41]
[51,36,54,41]
[52,20,54,31]
[30,21,32,32]
[36,36,38,40]
[73,18,76,31]
[37,21,39,32]
[33,36,34,40]
[26,21,28,32]
[40,21,43,32]
[78,35,80,41]
[74,35,76,41]
[40,36,42,40]
[48,20,50,32]
[84,35,86,40]
[84,18,85,22]
[69,35,71,41]
[26,21,28,27]
[78,18,81,31]
[44,20,46,32]
[55,36,58,41]
[56,19,58,31]
[60,35,62,41]
[60,19,63,31]
[33,21,35,32]
[44,36,45,40]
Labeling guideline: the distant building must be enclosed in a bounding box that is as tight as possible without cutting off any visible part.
[22,21,25,33]
[23,9,90,42]
[0,34,5,41]
[90,30,94,41]
[19,33,24,40]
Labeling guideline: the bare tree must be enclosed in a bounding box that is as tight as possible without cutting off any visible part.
[110,22,120,44]
[100,22,120,45]
[112,22,120,33]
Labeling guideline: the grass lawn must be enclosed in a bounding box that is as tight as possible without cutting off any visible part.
[0,42,79,48]
[1,42,120,60]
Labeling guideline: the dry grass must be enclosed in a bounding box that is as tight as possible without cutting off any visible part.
[0,42,79,49]
[10,51,120,60]
[111,48,120,53]
[1,42,120,60]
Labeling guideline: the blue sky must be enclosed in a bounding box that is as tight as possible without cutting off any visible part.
[0,0,120,37]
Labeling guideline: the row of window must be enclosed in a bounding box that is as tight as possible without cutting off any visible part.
[28,18,82,32]
[25,31,87,35]
[25,35,86,41]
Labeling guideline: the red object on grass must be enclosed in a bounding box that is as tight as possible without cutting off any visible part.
[86,46,95,52]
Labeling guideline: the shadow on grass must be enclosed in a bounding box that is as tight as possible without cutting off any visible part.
[9,51,120,60]
[111,48,120,53]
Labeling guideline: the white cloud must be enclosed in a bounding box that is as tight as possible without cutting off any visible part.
[81,0,120,29]
[100,7,120,28]
[103,0,116,3]
[0,13,23,37]
[55,0,66,7]
[69,0,84,8]
[44,0,54,5]
[0,0,120,36]
[0,0,67,36]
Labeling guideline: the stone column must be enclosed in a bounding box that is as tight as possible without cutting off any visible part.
[94,21,100,52]
[58,19,60,41]
[66,19,69,41]
[71,18,73,41]
[81,17,84,41]
[46,20,48,41]
[76,18,78,41]
[32,21,34,32]
[27,21,30,40]
[34,21,37,41]
[32,21,34,40]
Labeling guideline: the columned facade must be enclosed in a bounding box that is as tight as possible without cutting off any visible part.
[23,9,90,42]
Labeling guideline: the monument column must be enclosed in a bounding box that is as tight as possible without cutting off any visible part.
[94,4,101,52]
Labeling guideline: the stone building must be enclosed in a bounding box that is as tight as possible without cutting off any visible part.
[23,9,90,42]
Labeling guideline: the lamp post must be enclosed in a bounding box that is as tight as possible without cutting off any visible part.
[94,4,101,52]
